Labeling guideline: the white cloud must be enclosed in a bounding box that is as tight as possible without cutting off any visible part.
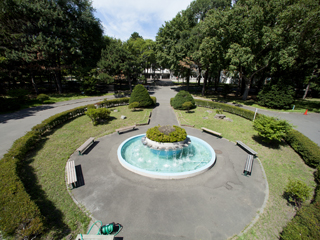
[91,0,193,41]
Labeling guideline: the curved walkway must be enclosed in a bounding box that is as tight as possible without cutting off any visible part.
[70,86,267,240]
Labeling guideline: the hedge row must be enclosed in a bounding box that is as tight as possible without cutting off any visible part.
[0,98,130,239]
[194,99,262,121]
[284,129,320,168]
[100,97,129,108]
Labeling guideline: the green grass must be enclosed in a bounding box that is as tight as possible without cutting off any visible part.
[175,107,316,240]
[22,106,151,239]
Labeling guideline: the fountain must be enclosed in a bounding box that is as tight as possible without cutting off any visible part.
[117,126,216,179]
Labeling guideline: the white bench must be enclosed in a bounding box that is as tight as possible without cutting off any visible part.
[243,154,254,176]
[116,125,136,134]
[77,137,95,155]
[201,127,222,137]
[66,160,77,188]
[236,141,258,156]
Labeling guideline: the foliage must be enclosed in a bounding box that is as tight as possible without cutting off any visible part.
[258,83,295,109]
[146,125,187,143]
[85,108,111,125]
[101,97,129,108]
[182,101,193,112]
[150,96,157,105]
[216,109,223,114]
[7,89,29,102]
[0,97,21,112]
[195,99,261,121]
[253,115,292,143]
[129,84,153,107]
[284,178,312,208]
[171,91,195,109]
[36,94,49,103]
[80,76,99,96]
[0,132,44,239]
[285,129,320,168]
[128,102,139,111]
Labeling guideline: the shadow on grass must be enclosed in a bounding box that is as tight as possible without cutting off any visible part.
[252,135,287,150]
[17,138,70,239]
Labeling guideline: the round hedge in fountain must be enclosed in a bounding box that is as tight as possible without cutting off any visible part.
[129,84,153,107]
[171,90,195,110]
[146,125,187,143]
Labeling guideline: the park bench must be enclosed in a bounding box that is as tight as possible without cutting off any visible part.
[243,154,254,176]
[66,160,77,188]
[201,127,222,137]
[236,141,258,156]
[116,125,136,134]
[77,137,95,155]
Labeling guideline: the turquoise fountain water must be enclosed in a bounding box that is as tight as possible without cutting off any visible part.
[117,134,216,179]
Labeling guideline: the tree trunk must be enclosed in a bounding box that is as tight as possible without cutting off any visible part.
[127,75,132,92]
[54,71,63,94]
[303,83,310,99]
[30,71,39,95]
[242,76,252,101]
[197,67,202,86]
[186,69,190,92]
[202,69,209,96]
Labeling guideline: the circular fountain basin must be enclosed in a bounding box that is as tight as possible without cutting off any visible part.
[117,134,216,179]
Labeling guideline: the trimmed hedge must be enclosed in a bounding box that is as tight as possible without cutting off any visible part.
[284,130,320,168]
[0,98,130,239]
[150,96,157,105]
[129,84,153,107]
[195,99,262,121]
[101,97,129,108]
[146,125,187,143]
[171,91,195,110]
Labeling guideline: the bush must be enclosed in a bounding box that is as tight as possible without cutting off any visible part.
[285,129,320,168]
[7,88,29,101]
[146,125,187,143]
[85,108,111,125]
[36,94,50,103]
[128,102,139,111]
[171,91,195,109]
[257,83,295,109]
[284,178,312,208]
[0,97,21,112]
[253,115,292,143]
[182,101,193,112]
[216,109,223,114]
[129,84,153,107]
[150,96,157,105]
[281,188,320,240]
[101,97,129,108]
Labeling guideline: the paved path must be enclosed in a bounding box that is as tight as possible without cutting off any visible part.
[0,96,108,158]
[70,86,267,240]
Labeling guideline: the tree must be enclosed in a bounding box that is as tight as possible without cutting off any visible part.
[171,90,195,109]
[129,84,153,107]
[284,178,312,209]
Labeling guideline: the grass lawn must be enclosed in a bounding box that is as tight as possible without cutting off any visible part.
[192,93,320,113]
[175,107,316,240]
[22,106,151,239]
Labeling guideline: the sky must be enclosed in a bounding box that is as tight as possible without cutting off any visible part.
[91,0,194,41]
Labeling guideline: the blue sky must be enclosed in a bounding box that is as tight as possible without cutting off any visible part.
[91,0,194,41]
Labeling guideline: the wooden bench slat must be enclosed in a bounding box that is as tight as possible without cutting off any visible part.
[77,137,95,155]
[66,161,77,187]
[201,127,221,136]
[116,125,136,134]
[243,154,254,176]
[236,141,258,156]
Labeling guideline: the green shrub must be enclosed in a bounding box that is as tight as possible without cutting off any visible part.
[101,97,129,108]
[315,165,320,184]
[216,109,223,114]
[128,102,139,111]
[171,91,195,109]
[146,125,187,143]
[7,88,29,101]
[129,84,153,107]
[281,188,320,240]
[285,129,320,168]
[257,83,295,109]
[150,96,157,105]
[182,101,193,112]
[253,115,292,143]
[0,97,21,112]
[85,108,111,125]
[284,178,312,208]
[36,94,50,103]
